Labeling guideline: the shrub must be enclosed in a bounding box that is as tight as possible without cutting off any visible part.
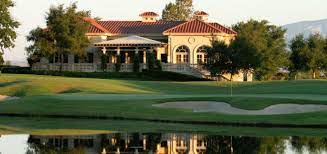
[146,52,155,70]
[115,55,122,72]
[133,53,140,72]
[100,54,108,71]
[1,67,207,81]
[141,70,209,81]
[155,60,162,71]
[1,66,32,74]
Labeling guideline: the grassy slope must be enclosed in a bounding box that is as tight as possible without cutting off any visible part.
[0,74,327,126]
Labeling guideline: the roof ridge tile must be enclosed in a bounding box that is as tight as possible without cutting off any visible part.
[163,19,223,34]
[84,17,109,33]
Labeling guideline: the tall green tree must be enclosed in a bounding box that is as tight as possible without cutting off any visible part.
[26,3,90,71]
[26,27,56,66]
[306,33,326,78]
[204,41,241,81]
[204,38,260,82]
[204,41,242,96]
[289,34,310,79]
[0,0,20,65]
[289,34,327,79]
[233,20,288,80]
[47,3,90,70]
[230,36,261,80]
[162,0,193,21]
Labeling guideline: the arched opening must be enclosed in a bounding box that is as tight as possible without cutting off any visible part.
[196,46,208,64]
[175,45,190,63]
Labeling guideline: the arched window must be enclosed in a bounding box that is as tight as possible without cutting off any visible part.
[176,45,190,63]
[196,46,208,64]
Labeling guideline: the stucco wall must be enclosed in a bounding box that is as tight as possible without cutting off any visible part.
[167,34,233,64]
[87,35,107,43]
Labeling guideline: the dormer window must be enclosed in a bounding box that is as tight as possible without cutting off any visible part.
[139,12,159,22]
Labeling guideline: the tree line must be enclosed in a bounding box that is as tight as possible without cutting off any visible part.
[26,3,90,71]
[205,20,327,81]
[0,0,19,66]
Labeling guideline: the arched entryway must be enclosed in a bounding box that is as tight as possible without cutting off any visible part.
[175,45,190,63]
[196,46,208,64]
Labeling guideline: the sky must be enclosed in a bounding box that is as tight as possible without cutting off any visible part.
[3,0,327,64]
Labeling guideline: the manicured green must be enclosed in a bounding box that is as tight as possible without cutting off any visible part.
[0,74,327,127]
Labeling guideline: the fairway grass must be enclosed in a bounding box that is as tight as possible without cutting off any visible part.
[0,74,327,127]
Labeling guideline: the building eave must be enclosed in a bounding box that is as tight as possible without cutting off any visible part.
[163,32,236,36]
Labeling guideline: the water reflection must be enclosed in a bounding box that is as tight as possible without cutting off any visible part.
[1,133,327,154]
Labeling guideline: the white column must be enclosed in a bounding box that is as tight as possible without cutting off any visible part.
[135,48,139,69]
[115,47,120,63]
[167,37,172,63]
[135,48,139,54]
[101,47,107,54]
[117,47,120,55]
[143,49,147,64]
[155,47,161,61]
[125,52,129,64]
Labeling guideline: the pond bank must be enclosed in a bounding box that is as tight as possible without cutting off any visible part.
[2,117,327,137]
[2,113,327,129]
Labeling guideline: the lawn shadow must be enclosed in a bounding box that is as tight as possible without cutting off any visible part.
[0,80,27,88]
[58,88,83,94]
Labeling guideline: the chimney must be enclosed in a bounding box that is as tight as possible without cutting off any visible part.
[194,11,209,22]
[139,12,159,22]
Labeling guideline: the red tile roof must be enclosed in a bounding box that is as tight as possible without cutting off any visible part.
[194,11,209,16]
[139,12,159,17]
[93,21,184,34]
[164,19,232,34]
[83,17,109,33]
[85,18,236,35]
[209,23,237,34]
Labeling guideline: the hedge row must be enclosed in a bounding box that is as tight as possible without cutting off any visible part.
[1,66,208,81]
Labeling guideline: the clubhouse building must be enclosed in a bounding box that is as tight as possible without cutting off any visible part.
[32,11,252,81]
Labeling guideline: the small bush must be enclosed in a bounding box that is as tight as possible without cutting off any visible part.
[146,52,155,70]
[155,60,162,71]
[1,66,32,74]
[141,70,209,81]
[133,53,140,72]
[1,66,207,81]
[115,55,122,72]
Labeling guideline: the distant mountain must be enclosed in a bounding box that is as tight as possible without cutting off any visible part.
[283,18,327,42]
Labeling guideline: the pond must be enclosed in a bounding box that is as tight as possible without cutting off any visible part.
[1,132,327,154]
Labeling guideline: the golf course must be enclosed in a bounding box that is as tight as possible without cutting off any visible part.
[0,73,326,131]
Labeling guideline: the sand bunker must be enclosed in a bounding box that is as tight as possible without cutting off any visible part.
[0,95,19,102]
[153,101,327,115]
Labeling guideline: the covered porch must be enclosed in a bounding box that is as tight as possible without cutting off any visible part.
[94,35,164,72]
[32,35,207,78]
